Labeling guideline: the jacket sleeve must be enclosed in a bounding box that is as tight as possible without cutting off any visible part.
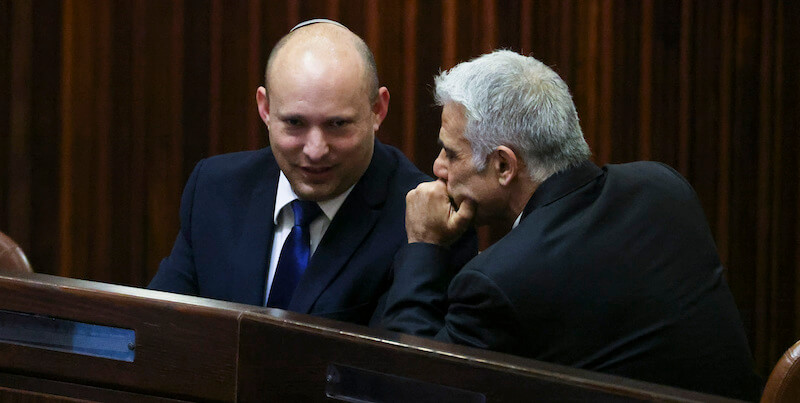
[147,159,205,295]
[436,269,521,352]
[382,241,520,353]
[381,242,453,337]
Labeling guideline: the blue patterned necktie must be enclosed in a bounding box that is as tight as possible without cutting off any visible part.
[267,200,322,309]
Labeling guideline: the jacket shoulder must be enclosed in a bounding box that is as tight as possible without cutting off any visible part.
[189,148,277,189]
[603,161,698,203]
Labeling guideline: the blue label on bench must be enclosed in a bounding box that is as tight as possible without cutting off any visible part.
[0,309,135,362]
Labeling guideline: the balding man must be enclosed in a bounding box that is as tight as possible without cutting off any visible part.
[149,20,475,325]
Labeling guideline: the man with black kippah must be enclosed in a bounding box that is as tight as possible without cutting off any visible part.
[149,20,476,326]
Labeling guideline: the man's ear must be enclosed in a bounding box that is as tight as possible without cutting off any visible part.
[256,86,270,126]
[372,86,390,131]
[492,146,519,186]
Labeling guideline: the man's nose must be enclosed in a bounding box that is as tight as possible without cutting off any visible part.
[432,149,448,180]
[303,128,329,161]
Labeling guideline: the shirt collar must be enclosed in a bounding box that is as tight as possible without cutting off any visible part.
[273,171,355,224]
[512,211,524,229]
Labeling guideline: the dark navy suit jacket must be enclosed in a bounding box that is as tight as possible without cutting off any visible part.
[383,161,762,400]
[149,139,475,325]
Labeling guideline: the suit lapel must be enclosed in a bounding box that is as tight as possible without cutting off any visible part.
[230,150,280,305]
[288,140,394,313]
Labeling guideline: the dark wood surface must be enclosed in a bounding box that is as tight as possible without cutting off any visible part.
[0,273,746,402]
[0,272,242,401]
[0,373,190,402]
[237,311,743,402]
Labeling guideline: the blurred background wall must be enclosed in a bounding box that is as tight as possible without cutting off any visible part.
[1,0,798,377]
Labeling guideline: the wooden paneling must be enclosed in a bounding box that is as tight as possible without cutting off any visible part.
[1,0,798,376]
[0,273,734,401]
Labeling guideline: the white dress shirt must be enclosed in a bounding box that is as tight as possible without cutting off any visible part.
[264,172,354,304]
[513,211,523,229]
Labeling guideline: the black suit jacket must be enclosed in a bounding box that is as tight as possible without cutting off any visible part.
[149,139,475,325]
[383,161,762,400]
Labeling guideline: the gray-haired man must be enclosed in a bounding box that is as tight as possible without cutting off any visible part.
[382,50,761,400]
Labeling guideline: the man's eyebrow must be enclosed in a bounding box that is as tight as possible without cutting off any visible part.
[327,115,356,122]
[275,113,309,123]
[438,139,457,156]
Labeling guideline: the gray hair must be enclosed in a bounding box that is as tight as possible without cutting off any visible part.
[434,50,591,183]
